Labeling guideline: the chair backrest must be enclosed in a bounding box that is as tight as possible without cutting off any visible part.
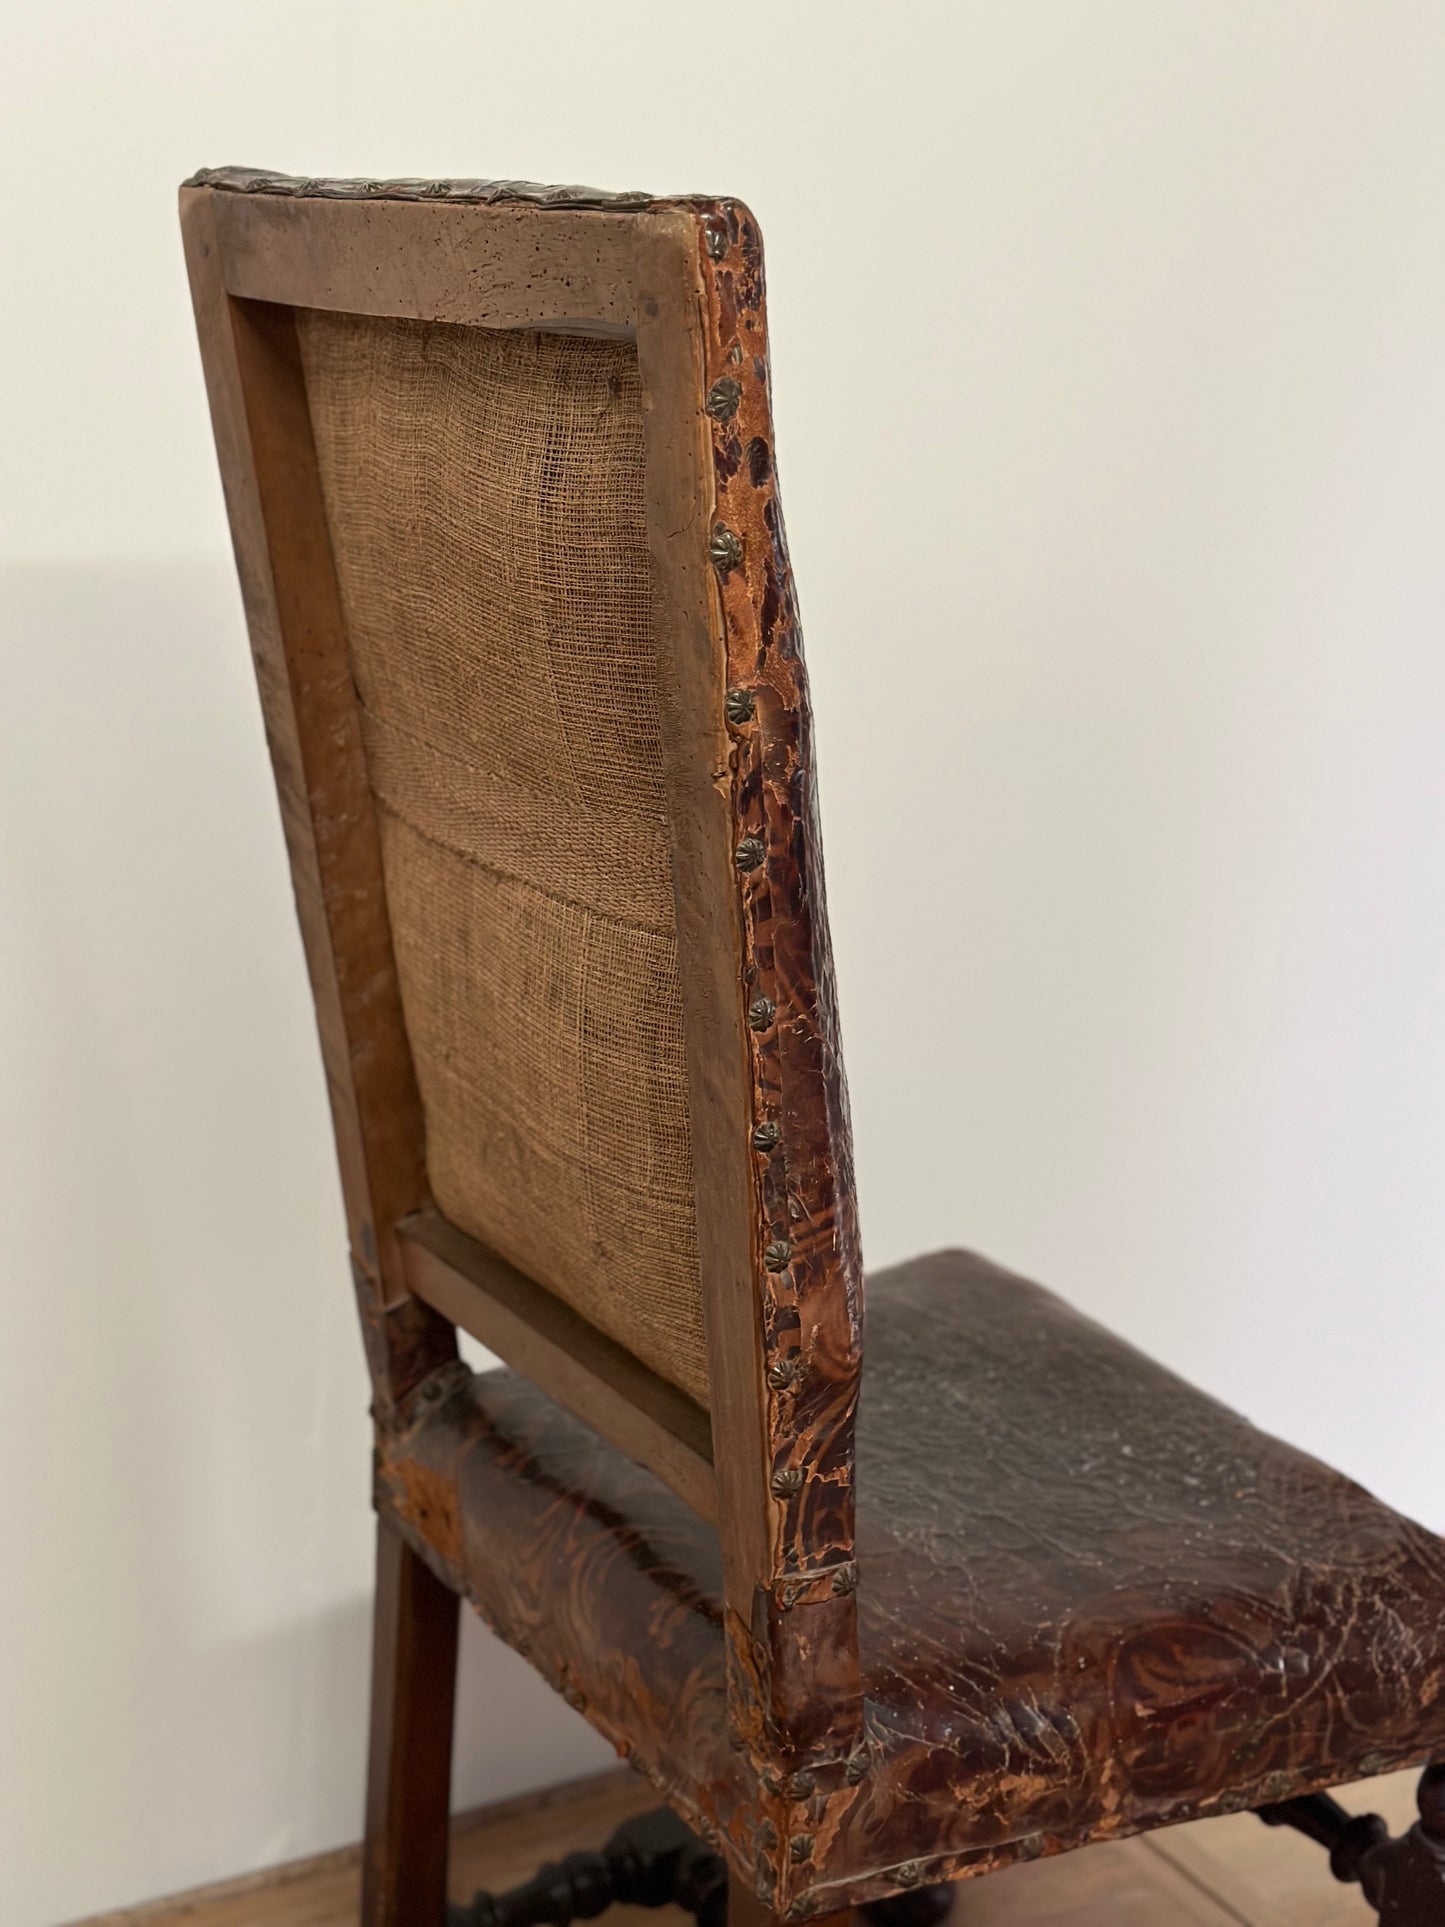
[181,169,865,1753]
[298,311,709,1409]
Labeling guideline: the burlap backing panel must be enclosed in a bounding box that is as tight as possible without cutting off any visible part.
[297,311,709,1409]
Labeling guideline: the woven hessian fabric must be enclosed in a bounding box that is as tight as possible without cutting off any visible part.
[298,312,709,1408]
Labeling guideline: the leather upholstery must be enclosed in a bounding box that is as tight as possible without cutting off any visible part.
[378,1248,1445,1906]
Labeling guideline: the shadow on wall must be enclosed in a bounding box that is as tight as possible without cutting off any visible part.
[0,561,613,1926]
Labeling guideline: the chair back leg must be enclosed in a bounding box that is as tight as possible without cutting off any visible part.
[364,1516,461,1926]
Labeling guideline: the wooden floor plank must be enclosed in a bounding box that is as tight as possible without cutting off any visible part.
[448,1771,674,1918]
[949,1832,1244,1924]
[66,1771,661,1927]
[1148,1768,1419,1927]
[68,1766,1416,1927]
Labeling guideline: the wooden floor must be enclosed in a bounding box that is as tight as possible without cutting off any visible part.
[72,1765,1420,1927]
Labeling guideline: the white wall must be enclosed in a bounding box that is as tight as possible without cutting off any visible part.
[5,5,1445,1922]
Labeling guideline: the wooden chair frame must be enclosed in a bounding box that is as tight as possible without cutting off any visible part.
[181,171,864,1923]
[182,170,1445,1927]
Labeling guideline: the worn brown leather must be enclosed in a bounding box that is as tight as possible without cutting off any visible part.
[702,200,866,1587]
[841,1254,1445,1895]
[379,1248,1445,1910]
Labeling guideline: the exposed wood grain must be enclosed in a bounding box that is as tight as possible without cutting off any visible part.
[399,1209,716,1522]
[212,187,642,333]
[180,188,452,1414]
[362,1519,459,1926]
[224,292,432,1315]
[183,195,463,1916]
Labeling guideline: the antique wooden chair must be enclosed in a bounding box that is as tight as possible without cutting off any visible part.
[180,167,1445,1927]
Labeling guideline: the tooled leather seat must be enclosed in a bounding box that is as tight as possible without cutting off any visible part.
[380,1247,1445,1899]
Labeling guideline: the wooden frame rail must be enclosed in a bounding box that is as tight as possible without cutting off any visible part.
[398,1211,716,1522]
